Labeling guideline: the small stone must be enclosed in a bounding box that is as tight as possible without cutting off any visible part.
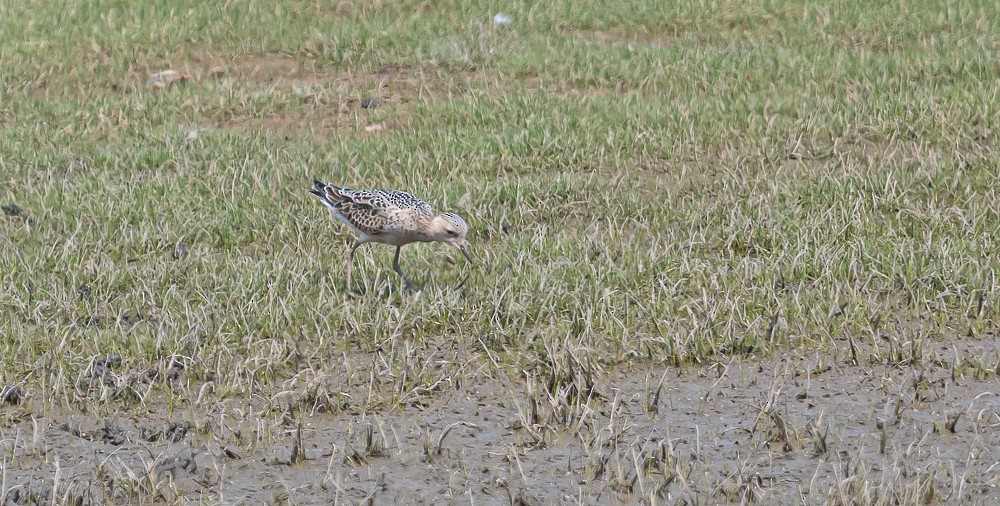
[165,422,190,443]
[223,446,243,459]
[361,98,379,109]
[2,204,21,216]
[101,420,126,445]
[153,449,198,481]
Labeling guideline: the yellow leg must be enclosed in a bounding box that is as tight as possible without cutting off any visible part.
[346,241,363,289]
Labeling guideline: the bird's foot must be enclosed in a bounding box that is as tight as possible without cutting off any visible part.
[401,276,417,291]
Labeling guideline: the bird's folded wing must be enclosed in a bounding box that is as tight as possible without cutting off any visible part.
[328,190,393,235]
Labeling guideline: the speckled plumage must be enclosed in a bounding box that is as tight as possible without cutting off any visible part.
[310,179,472,289]
[312,183,434,240]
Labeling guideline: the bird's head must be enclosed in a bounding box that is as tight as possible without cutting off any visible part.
[431,212,471,263]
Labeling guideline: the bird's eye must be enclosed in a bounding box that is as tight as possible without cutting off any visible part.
[446,230,458,236]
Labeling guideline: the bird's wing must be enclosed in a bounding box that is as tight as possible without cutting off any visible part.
[311,181,432,235]
[356,189,433,214]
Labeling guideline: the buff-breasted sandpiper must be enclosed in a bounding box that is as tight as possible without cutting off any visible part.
[310,179,471,289]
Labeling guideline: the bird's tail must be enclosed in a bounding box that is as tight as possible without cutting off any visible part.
[309,179,342,203]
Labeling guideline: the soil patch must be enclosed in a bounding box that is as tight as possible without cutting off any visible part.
[3,339,999,504]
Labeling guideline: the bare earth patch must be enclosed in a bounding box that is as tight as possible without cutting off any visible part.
[203,54,476,137]
[3,337,999,505]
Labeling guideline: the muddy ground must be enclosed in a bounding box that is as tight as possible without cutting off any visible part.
[3,337,1000,505]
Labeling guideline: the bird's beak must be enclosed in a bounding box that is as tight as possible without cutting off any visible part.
[458,243,472,264]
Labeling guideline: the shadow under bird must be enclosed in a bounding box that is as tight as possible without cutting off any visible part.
[310,179,472,289]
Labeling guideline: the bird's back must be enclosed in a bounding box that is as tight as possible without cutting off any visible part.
[311,180,435,242]
[339,187,430,212]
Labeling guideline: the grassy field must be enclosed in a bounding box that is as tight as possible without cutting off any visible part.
[2,0,1000,504]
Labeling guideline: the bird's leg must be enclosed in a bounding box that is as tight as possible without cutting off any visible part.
[346,241,363,290]
[392,245,415,290]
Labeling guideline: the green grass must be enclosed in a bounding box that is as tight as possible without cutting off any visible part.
[2,0,998,395]
[1,0,1000,502]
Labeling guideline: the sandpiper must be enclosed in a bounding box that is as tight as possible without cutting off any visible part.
[310,179,471,289]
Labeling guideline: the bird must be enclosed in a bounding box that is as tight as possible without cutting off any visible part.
[309,179,472,289]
